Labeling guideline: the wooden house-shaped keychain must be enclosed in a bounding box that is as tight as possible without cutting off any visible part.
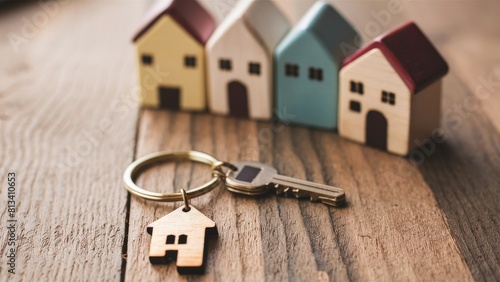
[338,22,449,156]
[147,206,217,274]
[206,0,290,119]
[274,1,359,129]
[132,0,216,111]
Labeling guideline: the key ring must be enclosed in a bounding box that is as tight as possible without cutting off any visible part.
[123,150,227,202]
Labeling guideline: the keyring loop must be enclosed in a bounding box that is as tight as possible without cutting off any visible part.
[123,151,223,202]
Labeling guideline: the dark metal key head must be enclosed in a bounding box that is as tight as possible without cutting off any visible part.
[225,161,277,195]
[235,165,262,182]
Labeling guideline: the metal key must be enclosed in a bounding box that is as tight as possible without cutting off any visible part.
[224,161,345,207]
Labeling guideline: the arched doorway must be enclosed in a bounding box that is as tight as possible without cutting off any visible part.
[227,81,249,118]
[365,110,388,150]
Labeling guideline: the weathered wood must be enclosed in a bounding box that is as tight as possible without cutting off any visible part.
[0,1,141,280]
[126,108,474,281]
[402,3,500,280]
[1,0,499,281]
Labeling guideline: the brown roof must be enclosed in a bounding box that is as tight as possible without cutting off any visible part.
[342,21,448,94]
[132,0,216,45]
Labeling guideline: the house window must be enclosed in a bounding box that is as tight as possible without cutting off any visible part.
[142,54,153,65]
[184,56,196,68]
[248,62,261,75]
[350,81,364,94]
[350,101,361,112]
[381,91,396,105]
[166,235,175,244]
[285,64,299,77]
[309,67,323,81]
[219,59,232,71]
[178,234,188,244]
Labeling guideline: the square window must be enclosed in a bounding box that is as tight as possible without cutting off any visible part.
[350,101,361,112]
[249,62,260,75]
[142,54,153,65]
[184,56,196,68]
[219,59,232,71]
[309,67,323,81]
[285,64,299,77]
[381,91,396,105]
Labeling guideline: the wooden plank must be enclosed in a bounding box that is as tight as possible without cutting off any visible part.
[125,109,473,280]
[414,65,500,281]
[0,1,141,280]
[401,2,500,279]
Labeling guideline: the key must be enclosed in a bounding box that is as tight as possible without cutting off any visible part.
[224,161,345,207]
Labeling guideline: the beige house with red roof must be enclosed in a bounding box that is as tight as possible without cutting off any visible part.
[132,0,215,111]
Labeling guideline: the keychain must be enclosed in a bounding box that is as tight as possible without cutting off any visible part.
[123,151,345,274]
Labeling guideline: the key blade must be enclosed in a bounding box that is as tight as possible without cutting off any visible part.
[272,175,345,196]
[272,175,345,207]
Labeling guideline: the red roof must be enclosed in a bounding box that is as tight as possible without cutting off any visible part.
[342,22,448,94]
[132,0,216,45]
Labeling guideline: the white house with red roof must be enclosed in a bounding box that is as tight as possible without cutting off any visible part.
[338,22,449,156]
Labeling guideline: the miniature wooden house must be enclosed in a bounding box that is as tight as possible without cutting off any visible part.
[147,206,216,274]
[132,0,216,111]
[206,0,290,119]
[338,22,449,156]
[274,1,359,129]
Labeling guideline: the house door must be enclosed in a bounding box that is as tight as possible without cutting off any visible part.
[227,81,249,118]
[158,86,180,110]
[366,110,388,150]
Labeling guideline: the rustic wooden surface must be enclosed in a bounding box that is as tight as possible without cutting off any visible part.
[0,0,499,281]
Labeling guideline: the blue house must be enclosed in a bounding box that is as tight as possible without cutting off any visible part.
[274,1,359,129]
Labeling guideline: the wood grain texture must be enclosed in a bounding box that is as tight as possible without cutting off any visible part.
[126,110,473,281]
[0,0,141,280]
[1,0,499,281]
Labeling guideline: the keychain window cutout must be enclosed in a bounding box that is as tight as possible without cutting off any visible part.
[235,166,262,182]
[178,234,188,244]
[166,235,175,244]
